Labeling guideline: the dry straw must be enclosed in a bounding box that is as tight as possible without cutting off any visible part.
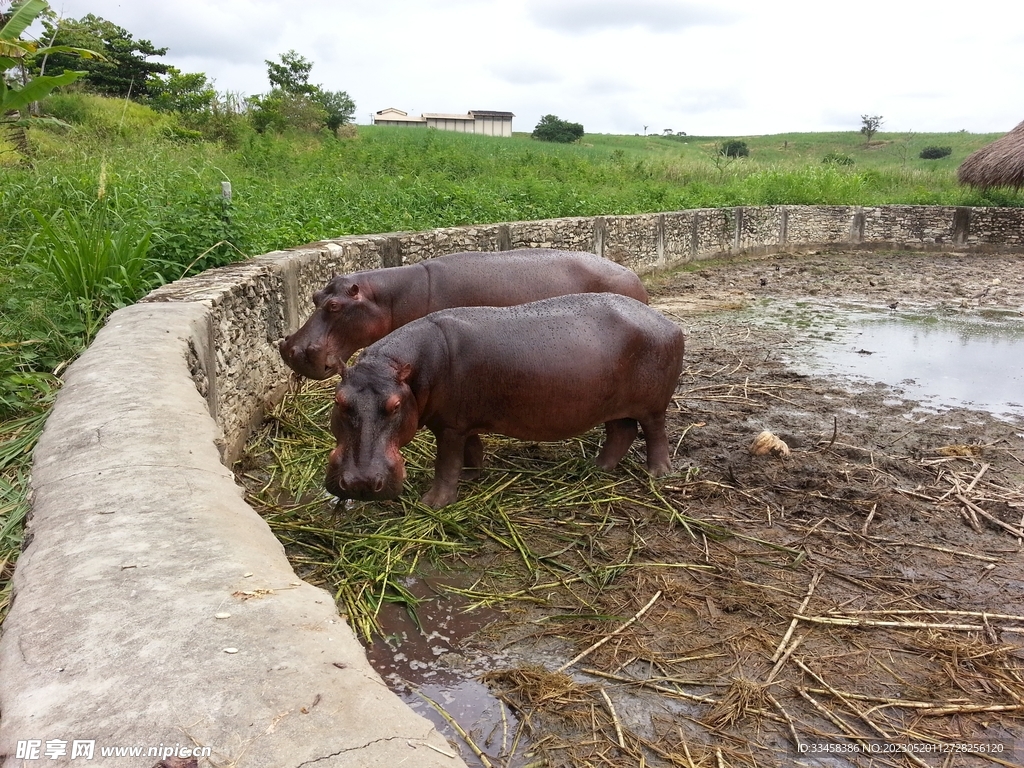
[958,119,1024,189]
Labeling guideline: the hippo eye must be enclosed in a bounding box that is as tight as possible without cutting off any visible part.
[324,298,343,313]
[384,394,402,415]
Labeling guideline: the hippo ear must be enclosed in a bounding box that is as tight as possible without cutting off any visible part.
[394,362,413,384]
[346,283,360,299]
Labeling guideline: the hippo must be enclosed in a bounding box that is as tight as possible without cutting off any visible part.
[280,249,648,379]
[325,293,685,508]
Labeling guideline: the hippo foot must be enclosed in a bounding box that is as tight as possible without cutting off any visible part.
[420,486,459,509]
[647,460,672,477]
[460,467,482,480]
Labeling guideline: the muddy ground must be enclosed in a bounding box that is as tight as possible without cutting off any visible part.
[243,249,1024,768]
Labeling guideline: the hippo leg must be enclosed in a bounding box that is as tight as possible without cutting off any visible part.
[640,413,672,476]
[422,429,466,508]
[461,434,484,480]
[595,418,639,471]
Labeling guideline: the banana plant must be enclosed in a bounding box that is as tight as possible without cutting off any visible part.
[1,0,102,134]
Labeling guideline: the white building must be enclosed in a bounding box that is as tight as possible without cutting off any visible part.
[373,108,514,137]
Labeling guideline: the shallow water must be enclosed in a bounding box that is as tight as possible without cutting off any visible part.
[744,299,1024,420]
[364,575,529,765]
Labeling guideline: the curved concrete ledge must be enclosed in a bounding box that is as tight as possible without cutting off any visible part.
[2,205,1022,766]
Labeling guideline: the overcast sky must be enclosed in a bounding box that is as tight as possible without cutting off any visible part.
[40,0,1024,136]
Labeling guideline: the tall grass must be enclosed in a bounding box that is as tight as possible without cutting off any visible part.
[28,206,154,343]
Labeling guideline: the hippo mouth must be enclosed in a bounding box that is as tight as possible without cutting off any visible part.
[325,465,406,501]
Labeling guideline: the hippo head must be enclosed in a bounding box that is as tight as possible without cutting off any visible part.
[279,276,391,379]
[325,358,419,501]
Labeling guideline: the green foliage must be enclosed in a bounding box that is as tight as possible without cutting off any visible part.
[26,204,156,340]
[919,145,952,160]
[532,114,584,143]
[822,151,854,165]
[177,91,252,147]
[1,0,95,153]
[36,13,169,99]
[148,68,216,114]
[149,186,249,277]
[254,51,354,136]
[721,139,749,157]
[160,122,202,143]
[314,88,355,134]
[265,49,315,95]
[248,89,327,134]
[40,91,172,138]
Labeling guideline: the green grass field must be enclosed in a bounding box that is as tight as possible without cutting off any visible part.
[1,94,1022,620]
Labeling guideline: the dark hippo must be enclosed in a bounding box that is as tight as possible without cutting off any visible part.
[325,293,685,508]
[279,249,648,379]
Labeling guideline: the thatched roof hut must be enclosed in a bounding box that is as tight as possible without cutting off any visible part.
[958,120,1024,189]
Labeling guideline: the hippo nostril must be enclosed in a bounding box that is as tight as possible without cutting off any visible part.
[372,477,385,493]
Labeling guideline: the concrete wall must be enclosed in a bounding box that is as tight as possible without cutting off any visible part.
[2,205,1022,767]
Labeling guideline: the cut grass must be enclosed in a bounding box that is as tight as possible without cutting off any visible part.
[238,379,722,641]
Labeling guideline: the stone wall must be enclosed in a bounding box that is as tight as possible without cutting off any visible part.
[141,204,1024,461]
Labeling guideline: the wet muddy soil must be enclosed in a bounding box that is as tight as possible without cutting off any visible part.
[243,249,1024,767]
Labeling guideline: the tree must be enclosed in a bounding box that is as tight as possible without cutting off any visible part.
[2,0,100,156]
[531,114,584,143]
[266,49,314,95]
[251,50,355,136]
[148,67,215,114]
[313,88,355,134]
[860,114,883,144]
[37,13,170,99]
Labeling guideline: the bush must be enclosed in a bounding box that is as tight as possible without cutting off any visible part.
[532,115,584,144]
[248,90,328,135]
[721,140,749,158]
[149,188,249,277]
[919,146,952,160]
[161,123,203,143]
[822,151,854,166]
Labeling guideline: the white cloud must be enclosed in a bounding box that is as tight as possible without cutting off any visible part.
[526,0,734,34]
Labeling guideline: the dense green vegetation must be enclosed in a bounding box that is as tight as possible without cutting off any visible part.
[1,86,1022,619]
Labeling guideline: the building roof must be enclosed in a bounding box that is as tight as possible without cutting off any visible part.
[375,109,426,123]
[958,120,1024,190]
[422,113,476,121]
[470,110,515,118]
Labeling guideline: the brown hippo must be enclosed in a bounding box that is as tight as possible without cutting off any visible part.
[280,249,648,379]
[325,293,685,508]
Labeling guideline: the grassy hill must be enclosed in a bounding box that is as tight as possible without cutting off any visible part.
[582,129,1001,171]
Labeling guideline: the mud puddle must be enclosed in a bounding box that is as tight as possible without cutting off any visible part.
[734,298,1024,420]
[364,574,533,765]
